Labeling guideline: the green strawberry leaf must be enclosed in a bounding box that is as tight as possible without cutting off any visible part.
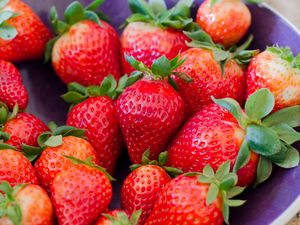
[263,105,300,128]
[226,186,246,198]
[0,0,9,9]
[44,37,59,63]
[129,210,142,225]
[0,143,16,150]
[151,55,172,77]
[203,163,215,178]
[0,11,17,24]
[197,174,211,183]
[271,123,300,145]
[148,0,167,14]
[215,160,231,180]
[61,91,87,104]
[211,96,248,129]
[222,201,230,225]
[206,183,219,205]
[128,0,155,18]
[226,199,246,207]
[233,139,250,173]
[267,46,300,69]
[85,0,104,11]
[245,88,274,121]
[44,135,63,147]
[22,144,44,162]
[219,173,237,191]
[254,156,273,187]
[64,1,85,25]
[0,102,8,124]
[246,124,281,156]
[269,143,299,168]
[84,10,101,25]
[0,131,10,142]
[0,24,17,40]
[293,53,300,69]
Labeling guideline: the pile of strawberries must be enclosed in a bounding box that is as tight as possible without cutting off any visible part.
[0,0,299,224]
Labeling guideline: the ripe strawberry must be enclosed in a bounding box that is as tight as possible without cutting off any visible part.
[33,125,100,191]
[62,77,129,174]
[0,60,28,110]
[0,148,38,186]
[168,88,300,187]
[121,0,194,74]
[117,55,188,163]
[145,162,246,225]
[247,46,300,111]
[0,0,52,62]
[1,108,49,150]
[0,182,53,225]
[121,151,182,224]
[96,210,141,225]
[46,1,121,86]
[196,0,259,47]
[50,156,113,225]
[174,31,258,116]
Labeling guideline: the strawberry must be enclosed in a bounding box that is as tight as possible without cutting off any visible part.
[0,60,28,110]
[32,125,100,191]
[196,0,260,47]
[121,150,182,224]
[168,88,300,187]
[62,76,130,174]
[0,0,52,62]
[174,30,258,116]
[0,104,48,150]
[145,162,246,225]
[247,46,300,111]
[50,156,113,225]
[0,182,53,225]
[116,55,188,163]
[121,0,194,74]
[45,0,121,86]
[96,210,141,225]
[0,148,38,186]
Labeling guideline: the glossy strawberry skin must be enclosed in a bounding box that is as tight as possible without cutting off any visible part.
[167,104,258,187]
[0,0,52,62]
[145,175,223,225]
[196,0,251,47]
[0,150,39,186]
[0,184,54,225]
[121,165,171,224]
[116,78,186,164]
[34,136,100,191]
[247,50,300,111]
[0,60,28,110]
[121,22,189,75]
[3,112,49,150]
[52,20,121,86]
[95,210,124,225]
[66,96,123,174]
[50,164,112,225]
[175,48,246,116]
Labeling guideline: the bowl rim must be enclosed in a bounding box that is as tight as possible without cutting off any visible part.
[259,3,300,224]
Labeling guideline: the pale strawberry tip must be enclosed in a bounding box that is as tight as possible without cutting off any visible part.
[103,210,142,225]
[267,46,300,69]
[185,161,246,224]
[212,88,300,186]
[210,0,263,8]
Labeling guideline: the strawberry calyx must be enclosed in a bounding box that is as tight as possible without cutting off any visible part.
[103,210,142,225]
[0,0,18,41]
[210,0,263,8]
[125,54,192,89]
[61,72,143,105]
[185,30,259,76]
[22,122,86,162]
[130,149,183,178]
[0,103,19,143]
[212,88,300,186]
[0,181,27,225]
[45,0,108,62]
[186,161,246,224]
[267,46,300,69]
[125,0,195,31]
[63,155,115,181]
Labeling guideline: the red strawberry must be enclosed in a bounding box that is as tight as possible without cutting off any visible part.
[34,126,100,191]
[121,151,181,224]
[116,55,188,163]
[196,0,253,47]
[121,0,193,74]
[46,1,121,86]
[63,79,125,174]
[174,31,258,116]
[0,0,52,62]
[168,88,300,187]
[0,149,38,186]
[50,156,113,225]
[95,210,141,225]
[0,182,53,225]
[247,46,300,111]
[2,110,49,150]
[145,162,246,225]
[0,60,28,110]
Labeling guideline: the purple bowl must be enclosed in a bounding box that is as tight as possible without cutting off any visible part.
[20,0,300,224]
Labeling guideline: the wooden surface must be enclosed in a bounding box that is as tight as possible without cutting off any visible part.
[265,1,299,224]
